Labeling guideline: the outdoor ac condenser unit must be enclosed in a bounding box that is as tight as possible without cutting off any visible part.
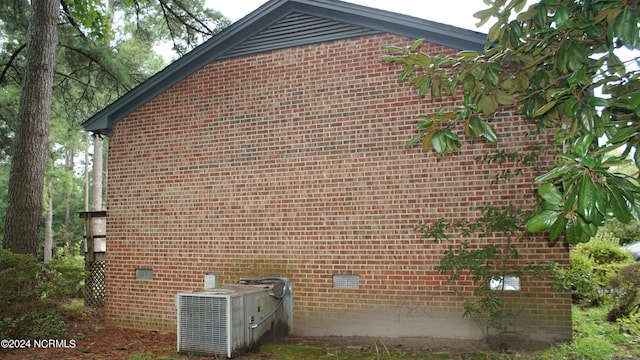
[176,278,291,358]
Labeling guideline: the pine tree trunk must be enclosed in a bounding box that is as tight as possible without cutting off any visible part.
[2,0,60,256]
[64,147,74,247]
[91,136,105,245]
[44,180,53,262]
[84,132,90,212]
[92,135,103,211]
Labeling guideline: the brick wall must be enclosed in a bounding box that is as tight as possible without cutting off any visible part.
[105,33,572,343]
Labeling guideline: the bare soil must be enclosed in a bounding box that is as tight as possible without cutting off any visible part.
[0,308,497,359]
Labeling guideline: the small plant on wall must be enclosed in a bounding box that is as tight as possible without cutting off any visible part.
[417,204,533,349]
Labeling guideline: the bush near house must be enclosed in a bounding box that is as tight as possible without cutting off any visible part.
[607,262,640,321]
[0,249,85,339]
[554,234,634,306]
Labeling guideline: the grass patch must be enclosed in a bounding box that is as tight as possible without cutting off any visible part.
[258,343,327,359]
[532,305,640,360]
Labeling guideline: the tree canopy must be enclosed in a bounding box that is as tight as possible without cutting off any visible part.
[384,0,640,244]
[0,0,230,256]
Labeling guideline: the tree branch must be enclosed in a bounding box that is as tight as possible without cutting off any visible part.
[0,43,26,86]
[59,0,89,39]
[58,43,133,92]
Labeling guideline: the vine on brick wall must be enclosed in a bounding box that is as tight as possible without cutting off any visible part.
[418,204,535,348]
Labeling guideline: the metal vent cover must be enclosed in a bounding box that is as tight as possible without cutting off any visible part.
[221,12,381,59]
[333,274,360,289]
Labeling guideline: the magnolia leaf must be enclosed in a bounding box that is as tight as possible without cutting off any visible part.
[514,0,527,12]
[458,50,479,61]
[533,100,558,117]
[567,68,588,85]
[554,7,570,29]
[594,8,610,24]
[468,116,483,139]
[573,134,595,157]
[422,130,436,151]
[568,45,588,71]
[577,108,596,132]
[535,164,571,183]
[526,210,560,232]
[586,96,611,107]
[405,133,423,148]
[409,38,425,51]
[538,183,563,207]
[416,119,434,128]
[609,187,633,223]
[495,90,514,105]
[614,8,639,48]
[478,94,499,115]
[577,173,597,223]
[474,8,499,27]
[548,215,568,241]
[608,126,638,145]
[480,120,498,143]
[431,130,447,153]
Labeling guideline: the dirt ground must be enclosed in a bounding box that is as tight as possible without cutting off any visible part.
[0,308,494,359]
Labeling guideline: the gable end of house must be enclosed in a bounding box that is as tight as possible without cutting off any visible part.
[82,0,486,136]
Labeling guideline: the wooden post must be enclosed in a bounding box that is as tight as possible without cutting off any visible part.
[79,210,107,307]
[79,210,107,262]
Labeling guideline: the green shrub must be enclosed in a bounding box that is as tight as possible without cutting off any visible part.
[575,236,631,265]
[552,251,599,303]
[600,219,640,246]
[617,313,640,337]
[0,249,86,339]
[49,254,86,298]
[608,263,640,321]
[563,238,634,306]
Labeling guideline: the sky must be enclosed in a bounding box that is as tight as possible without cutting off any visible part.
[206,0,493,32]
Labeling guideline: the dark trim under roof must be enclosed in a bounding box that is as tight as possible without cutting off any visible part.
[82,0,486,136]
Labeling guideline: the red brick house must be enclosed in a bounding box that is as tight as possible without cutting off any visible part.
[83,0,571,345]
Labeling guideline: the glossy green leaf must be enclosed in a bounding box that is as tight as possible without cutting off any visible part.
[480,120,498,143]
[495,90,514,105]
[594,182,609,218]
[535,164,572,183]
[533,100,558,117]
[409,38,425,51]
[468,116,483,139]
[567,68,588,85]
[405,133,423,148]
[565,217,592,245]
[577,108,597,132]
[432,130,447,153]
[577,173,596,222]
[539,183,563,207]
[548,215,568,241]
[474,8,499,27]
[608,127,638,145]
[609,187,633,223]
[573,134,594,157]
[613,8,639,48]
[554,7,570,29]
[478,94,499,115]
[416,119,434,128]
[457,50,479,61]
[526,210,560,232]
